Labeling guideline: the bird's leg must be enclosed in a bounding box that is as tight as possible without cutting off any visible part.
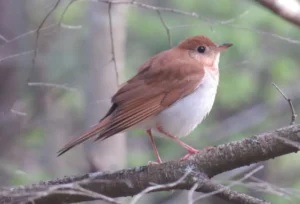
[156,126,202,160]
[146,129,162,164]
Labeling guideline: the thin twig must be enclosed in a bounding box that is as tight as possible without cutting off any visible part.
[272,83,297,125]
[156,11,172,48]
[130,170,191,204]
[32,0,61,70]
[10,109,27,117]
[28,82,78,92]
[108,2,119,86]
[188,182,199,204]
[28,183,121,204]
[199,180,270,204]
[57,0,83,29]
[98,0,210,22]
[0,50,34,63]
[169,23,300,45]
[0,34,8,43]
[71,184,121,204]
[101,0,300,45]
[0,1,79,50]
[1,0,300,49]
[273,135,300,149]
[0,24,55,49]
[58,0,76,25]
[193,165,264,202]
[249,176,294,198]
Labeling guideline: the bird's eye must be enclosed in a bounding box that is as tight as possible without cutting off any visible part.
[197,46,206,53]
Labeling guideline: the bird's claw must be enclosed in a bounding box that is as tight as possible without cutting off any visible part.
[180,146,213,161]
[148,161,161,165]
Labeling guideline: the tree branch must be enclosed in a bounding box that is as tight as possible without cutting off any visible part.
[254,0,300,27]
[1,124,300,204]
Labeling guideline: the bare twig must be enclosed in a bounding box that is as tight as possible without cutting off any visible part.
[1,0,300,68]
[0,50,34,63]
[254,0,300,27]
[0,34,8,43]
[10,109,27,117]
[248,176,295,198]
[156,11,172,48]
[188,182,199,204]
[108,2,119,86]
[32,0,61,70]
[96,0,300,46]
[272,83,297,125]
[170,23,300,45]
[1,0,299,50]
[203,83,300,145]
[130,170,191,204]
[273,135,300,149]
[58,0,76,25]
[269,83,299,150]
[57,0,83,29]
[0,1,79,50]
[193,165,264,202]
[98,0,250,26]
[98,0,211,22]
[199,179,270,204]
[0,24,55,49]
[68,184,121,204]
[27,82,78,92]
[29,183,120,204]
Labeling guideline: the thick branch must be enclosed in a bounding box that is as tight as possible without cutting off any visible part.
[254,0,300,27]
[1,124,299,203]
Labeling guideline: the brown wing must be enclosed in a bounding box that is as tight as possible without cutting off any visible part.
[57,50,204,156]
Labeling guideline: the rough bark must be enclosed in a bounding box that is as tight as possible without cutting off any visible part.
[1,124,299,204]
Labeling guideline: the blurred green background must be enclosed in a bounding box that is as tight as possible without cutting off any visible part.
[0,0,299,203]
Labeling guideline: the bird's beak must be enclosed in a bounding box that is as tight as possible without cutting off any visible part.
[217,43,233,52]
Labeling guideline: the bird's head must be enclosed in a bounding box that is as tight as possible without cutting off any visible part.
[176,35,232,68]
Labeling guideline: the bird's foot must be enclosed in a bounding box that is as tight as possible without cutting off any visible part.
[180,146,213,161]
[148,161,161,165]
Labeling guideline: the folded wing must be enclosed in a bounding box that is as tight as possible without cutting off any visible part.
[57,50,204,155]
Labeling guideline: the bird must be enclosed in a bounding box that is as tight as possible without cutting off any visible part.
[57,35,232,164]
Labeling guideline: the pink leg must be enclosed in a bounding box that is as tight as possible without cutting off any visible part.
[156,126,209,160]
[146,129,162,164]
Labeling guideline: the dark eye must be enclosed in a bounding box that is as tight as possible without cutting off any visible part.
[197,46,206,53]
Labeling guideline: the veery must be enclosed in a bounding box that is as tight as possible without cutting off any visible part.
[58,35,232,164]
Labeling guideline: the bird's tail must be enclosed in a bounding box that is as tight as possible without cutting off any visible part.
[57,117,110,156]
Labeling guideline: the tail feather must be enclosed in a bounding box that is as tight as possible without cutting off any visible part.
[57,118,109,156]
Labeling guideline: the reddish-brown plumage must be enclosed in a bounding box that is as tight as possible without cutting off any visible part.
[57,35,232,161]
[177,35,217,50]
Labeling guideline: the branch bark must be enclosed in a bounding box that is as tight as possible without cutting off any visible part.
[1,124,299,204]
[254,0,300,27]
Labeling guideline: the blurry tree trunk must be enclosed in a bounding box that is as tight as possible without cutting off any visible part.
[0,0,30,186]
[41,88,88,176]
[85,3,127,171]
[33,8,89,177]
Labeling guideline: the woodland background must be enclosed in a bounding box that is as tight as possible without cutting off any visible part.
[0,0,300,204]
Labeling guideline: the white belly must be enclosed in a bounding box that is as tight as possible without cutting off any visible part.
[138,69,219,138]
